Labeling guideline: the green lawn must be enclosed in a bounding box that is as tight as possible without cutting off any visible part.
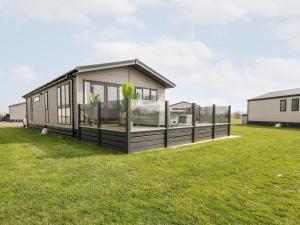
[0,126,299,225]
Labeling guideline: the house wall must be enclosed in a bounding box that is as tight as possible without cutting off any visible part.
[26,79,75,129]
[76,66,166,104]
[248,96,300,123]
[9,103,26,120]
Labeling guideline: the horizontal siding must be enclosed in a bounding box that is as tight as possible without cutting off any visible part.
[168,127,193,147]
[130,130,165,153]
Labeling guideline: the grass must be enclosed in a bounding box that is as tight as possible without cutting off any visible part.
[0,125,299,225]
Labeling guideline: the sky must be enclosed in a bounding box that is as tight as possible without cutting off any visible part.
[1,0,300,113]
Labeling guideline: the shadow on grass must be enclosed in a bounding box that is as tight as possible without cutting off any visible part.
[0,127,122,159]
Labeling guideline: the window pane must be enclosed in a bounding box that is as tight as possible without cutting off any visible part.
[107,86,118,101]
[65,84,70,105]
[119,86,124,100]
[57,87,61,107]
[44,92,48,109]
[33,96,40,102]
[62,108,65,124]
[84,81,91,103]
[143,89,150,100]
[61,85,65,106]
[151,90,157,101]
[58,109,62,123]
[280,100,286,111]
[292,99,299,111]
[92,84,105,102]
[66,107,70,124]
[136,88,143,100]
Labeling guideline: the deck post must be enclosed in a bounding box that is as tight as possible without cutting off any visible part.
[192,103,196,142]
[165,101,169,147]
[126,98,131,154]
[77,104,81,141]
[228,105,231,136]
[97,102,101,146]
[212,104,216,139]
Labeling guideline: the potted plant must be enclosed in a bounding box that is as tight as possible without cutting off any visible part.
[88,93,100,126]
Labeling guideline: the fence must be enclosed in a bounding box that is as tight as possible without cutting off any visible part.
[77,99,231,153]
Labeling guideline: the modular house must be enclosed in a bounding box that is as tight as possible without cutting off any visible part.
[23,59,231,153]
[8,102,26,121]
[247,88,300,127]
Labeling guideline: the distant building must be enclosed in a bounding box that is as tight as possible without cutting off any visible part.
[247,88,300,127]
[8,102,26,121]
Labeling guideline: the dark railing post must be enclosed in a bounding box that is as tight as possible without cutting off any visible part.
[165,101,169,148]
[97,102,101,146]
[212,104,216,139]
[192,103,196,143]
[228,105,231,136]
[77,104,81,141]
[126,98,131,154]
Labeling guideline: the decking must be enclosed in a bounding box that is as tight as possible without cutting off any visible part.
[76,99,231,153]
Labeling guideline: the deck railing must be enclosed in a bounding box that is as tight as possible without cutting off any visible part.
[77,99,231,153]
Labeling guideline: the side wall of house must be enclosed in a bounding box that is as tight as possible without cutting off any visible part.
[248,96,300,123]
[26,78,76,131]
[9,103,26,120]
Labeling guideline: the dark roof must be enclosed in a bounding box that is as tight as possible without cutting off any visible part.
[9,102,26,108]
[23,59,176,98]
[248,88,300,101]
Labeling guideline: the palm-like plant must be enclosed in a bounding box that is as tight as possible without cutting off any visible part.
[122,82,140,100]
[88,93,101,126]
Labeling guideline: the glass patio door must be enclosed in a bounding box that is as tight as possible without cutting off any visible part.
[106,85,119,123]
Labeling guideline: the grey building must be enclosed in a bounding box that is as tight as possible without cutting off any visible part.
[247,88,300,126]
[23,59,175,134]
[8,102,26,121]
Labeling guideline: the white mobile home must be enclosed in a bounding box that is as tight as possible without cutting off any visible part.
[8,102,26,121]
[247,88,300,127]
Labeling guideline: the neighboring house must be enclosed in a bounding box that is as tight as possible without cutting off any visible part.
[23,59,175,134]
[169,101,193,126]
[8,102,26,121]
[247,88,300,127]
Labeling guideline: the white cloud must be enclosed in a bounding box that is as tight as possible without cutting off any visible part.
[0,0,137,24]
[273,19,300,51]
[10,66,38,81]
[91,38,300,111]
[172,0,300,25]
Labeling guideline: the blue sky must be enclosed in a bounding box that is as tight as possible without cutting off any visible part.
[1,0,300,113]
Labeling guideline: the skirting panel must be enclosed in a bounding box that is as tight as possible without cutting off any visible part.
[130,130,165,153]
[248,120,300,127]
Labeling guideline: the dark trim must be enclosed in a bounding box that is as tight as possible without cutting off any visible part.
[57,81,71,125]
[248,120,300,127]
[77,104,81,141]
[71,79,75,136]
[135,86,158,101]
[25,98,28,126]
[248,94,300,102]
[165,101,169,147]
[212,104,216,139]
[228,106,231,136]
[192,103,196,142]
[126,98,131,154]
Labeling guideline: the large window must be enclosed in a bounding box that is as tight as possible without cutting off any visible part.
[33,96,40,102]
[292,98,299,111]
[57,83,70,124]
[84,81,105,103]
[280,99,287,112]
[135,87,158,101]
[44,91,49,123]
